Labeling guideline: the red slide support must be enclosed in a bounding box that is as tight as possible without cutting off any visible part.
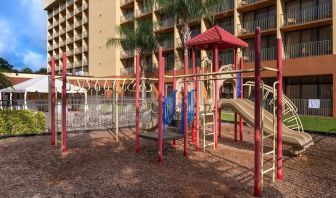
[254,28,261,197]
[158,48,164,161]
[277,39,283,181]
[51,57,56,145]
[61,53,67,152]
[135,55,140,153]
[234,48,238,142]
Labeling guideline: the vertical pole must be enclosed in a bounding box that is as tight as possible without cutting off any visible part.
[213,45,219,149]
[115,91,119,142]
[158,48,164,161]
[195,67,200,151]
[61,53,67,152]
[239,57,244,141]
[277,38,283,181]
[183,49,188,156]
[51,57,56,145]
[135,55,140,153]
[218,108,221,138]
[172,69,177,148]
[191,47,196,144]
[254,27,262,197]
[234,48,238,142]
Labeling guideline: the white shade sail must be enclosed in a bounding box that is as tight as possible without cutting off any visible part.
[0,76,87,94]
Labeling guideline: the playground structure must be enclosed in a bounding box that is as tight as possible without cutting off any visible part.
[48,26,314,196]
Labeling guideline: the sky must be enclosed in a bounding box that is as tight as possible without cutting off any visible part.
[0,0,46,71]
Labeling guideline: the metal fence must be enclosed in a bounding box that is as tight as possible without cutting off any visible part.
[290,99,332,117]
[238,16,275,34]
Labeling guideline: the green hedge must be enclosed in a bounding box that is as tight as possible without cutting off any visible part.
[0,110,46,136]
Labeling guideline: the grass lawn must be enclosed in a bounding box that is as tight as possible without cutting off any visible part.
[221,111,336,133]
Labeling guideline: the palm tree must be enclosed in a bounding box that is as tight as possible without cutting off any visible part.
[107,19,158,98]
[153,0,228,60]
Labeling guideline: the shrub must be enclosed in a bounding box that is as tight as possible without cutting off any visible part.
[0,110,46,136]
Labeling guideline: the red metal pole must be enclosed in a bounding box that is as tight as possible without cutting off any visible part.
[239,57,244,141]
[218,108,221,138]
[173,69,176,148]
[183,49,188,156]
[234,48,238,142]
[135,55,140,153]
[277,38,283,181]
[214,45,219,149]
[51,57,56,145]
[158,48,164,161]
[254,27,262,197]
[195,67,200,151]
[61,53,67,152]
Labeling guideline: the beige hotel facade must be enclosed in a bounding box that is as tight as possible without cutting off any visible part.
[45,0,336,117]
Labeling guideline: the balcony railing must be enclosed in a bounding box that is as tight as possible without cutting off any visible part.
[83,59,88,66]
[83,17,88,24]
[59,17,66,23]
[75,6,83,15]
[48,46,53,51]
[82,46,88,52]
[60,4,66,12]
[284,40,332,59]
[75,34,82,41]
[217,24,234,34]
[154,18,174,31]
[238,16,275,34]
[82,31,88,38]
[67,11,74,19]
[67,50,74,56]
[120,67,135,75]
[213,0,234,14]
[66,37,74,44]
[75,48,82,54]
[66,24,74,31]
[60,41,66,47]
[48,24,53,30]
[136,7,152,17]
[159,38,174,50]
[239,0,262,7]
[75,61,82,67]
[281,4,332,27]
[121,0,134,7]
[48,13,53,19]
[83,3,88,10]
[219,53,234,65]
[120,12,134,23]
[243,47,276,62]
[68,0,74,6]
[75,20,82,28]
[120,50,134,58]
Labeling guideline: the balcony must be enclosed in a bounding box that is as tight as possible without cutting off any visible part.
[48,46,53,51]
[48,24,53,30]
[238,16,275,35]
[60,4,66,12]
[136,7,152,18]
[82,31,88,38]
[120,12,134,24]
[75,6,83,15]
[219,52,234,65]
[67,62,73,68]
[59,17,66,23]
[66,37,74,44]
[217,24,233,34]
[82,3,88,11]
[83,59,88,66]
[281,4,332,28]
[48,13,53,19]
[59,29,66,35]
[67,50,74,56]
[154,18,174,32]
[75,34,82,41]
[60,40,66,47]
[67,11,74,19]
[120,0,134,7]
[82,46,88,52]
[176,38,183,48]
[120,67,135,75]
[242,47,275,62]
[120,50,134,59]
[68,0,74,6]
[159,38,174,50]
[284,40,332,59]
[75,48,82,54]
[75,20,82,28]
[213,0,234,14]
[75,61,82,67]
[66,24,74,31]
[239,0,262,7]
[82,17,88,24]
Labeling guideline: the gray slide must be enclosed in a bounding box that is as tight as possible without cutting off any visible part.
[219,99,314,151]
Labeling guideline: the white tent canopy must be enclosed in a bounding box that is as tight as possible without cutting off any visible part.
[0,76,87,93]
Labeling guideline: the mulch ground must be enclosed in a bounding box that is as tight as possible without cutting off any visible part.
[0,124,335,198]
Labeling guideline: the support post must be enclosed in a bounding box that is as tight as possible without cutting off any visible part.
[172,69,177,148]
[195,67,200,151]
[61,53,67,152]
[183,49,189,156]
[234,48,238,142]
[277,38,283,181]
[158,48,164,161]
[191,47,196,144]
[239,57,244,141]
[51,57,56,145]
[135,55,140,153]
[254,27,262,197]
[213,45,219,149]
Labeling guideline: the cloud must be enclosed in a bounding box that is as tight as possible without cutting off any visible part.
[22,50,46,70]
[0,0,47,71]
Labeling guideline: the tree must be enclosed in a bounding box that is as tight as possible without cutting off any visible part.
[153,0,227,60]
[35,67,47,74]
[0,70,12,89]
[0,57,14,72]
[20,67,33,74]
[107,19,158,98]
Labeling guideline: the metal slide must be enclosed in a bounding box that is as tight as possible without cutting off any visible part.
[219,99,314,151]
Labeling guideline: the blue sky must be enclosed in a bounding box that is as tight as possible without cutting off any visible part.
[0,0,46,71]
